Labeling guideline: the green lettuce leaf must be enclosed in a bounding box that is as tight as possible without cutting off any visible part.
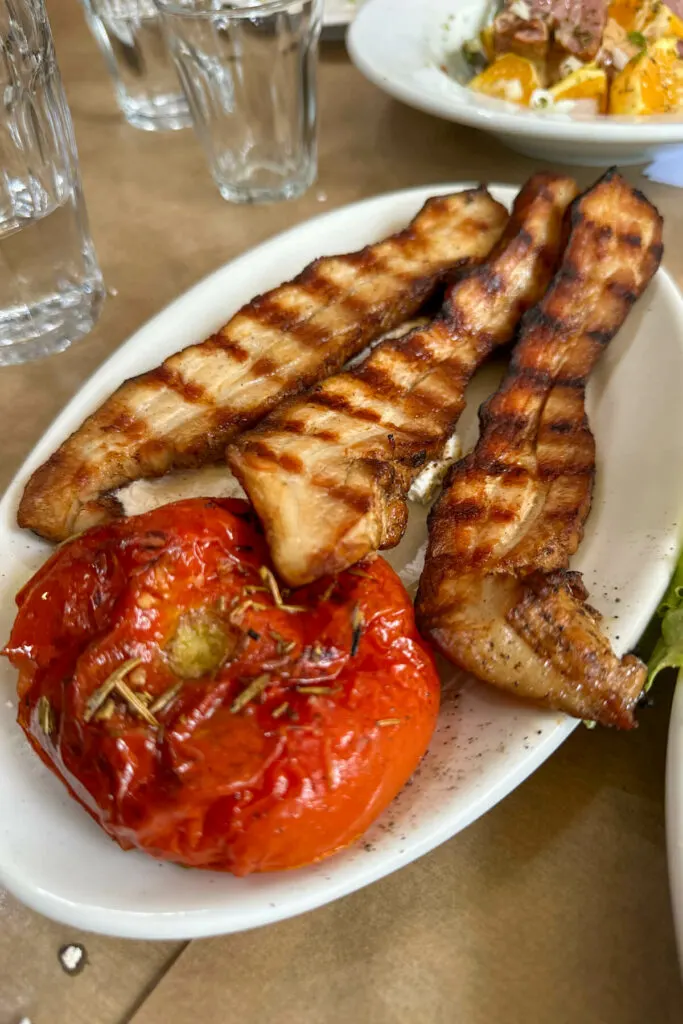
[646,554,683,689]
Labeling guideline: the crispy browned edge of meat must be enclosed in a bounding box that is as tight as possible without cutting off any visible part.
[415,169,664,729]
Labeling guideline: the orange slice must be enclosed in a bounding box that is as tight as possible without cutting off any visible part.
[607,0,647,32]
[610,35,683,114]
[644,3,683,40]
[469,54,541,106]
[608,0,683,38]
[549,63,609,112]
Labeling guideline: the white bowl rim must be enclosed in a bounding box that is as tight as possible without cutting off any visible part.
[348,0,683,144]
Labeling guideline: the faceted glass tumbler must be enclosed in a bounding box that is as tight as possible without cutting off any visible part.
[155,0,322,203]
[0,0,105,366]
[81,0,192,131]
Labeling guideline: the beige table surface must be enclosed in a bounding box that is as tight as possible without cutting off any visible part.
[2,4,683,1023]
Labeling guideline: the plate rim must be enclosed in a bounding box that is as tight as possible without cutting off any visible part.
[1,181,681,940]
[348,0,683,144]
[667,676,683,970]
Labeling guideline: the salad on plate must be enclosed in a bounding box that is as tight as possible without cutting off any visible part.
[460,0,683,115]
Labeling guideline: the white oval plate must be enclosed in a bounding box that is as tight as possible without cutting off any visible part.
[1,184,682,940]
[348,0,683,166]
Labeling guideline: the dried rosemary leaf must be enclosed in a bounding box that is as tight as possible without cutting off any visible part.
[271,701,289,719]
[230,673,271,714]
[37,695,55,737]
[350,604,364,657]
[115,678,159,727]
[320,579,337,602]
[259,565,284,606]
[230,598,268,622]
[348,568,373,580]
[84,658,142,722]
[376,718,401,727]
[295,685,340,696]
[149,680,184,716]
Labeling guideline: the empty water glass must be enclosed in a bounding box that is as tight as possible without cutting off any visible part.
[81,0,192,130]
[155,0,323,203]
[0,0,105,366]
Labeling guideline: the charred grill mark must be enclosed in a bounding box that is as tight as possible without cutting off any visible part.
[318,482,374,516]
[517,227,534,248]
[477,457,519,476]
[586,328,614,345]
[546,419,577,434]
[276,419,306,435]
[239,438,283,463]
[440,500,485,522]
[607,280,638,304]
[538,460,594,481]
[208,333,250,363]
[355,362,403,399]
[148,365,210,405]
[251,355,280,378]
[100,412,146,438]
[292,264,350,301]
[490,507,518,524]
[522,308,565,334]
[307,390,383,424]
[482,411,531,434]
[554,375,586,390]
[277,452,305,475]
[308,427,341,443]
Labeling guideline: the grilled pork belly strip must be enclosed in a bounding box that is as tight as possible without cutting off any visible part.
[416,170,663,729]
[18,190,508,543]
[229,173,579,588]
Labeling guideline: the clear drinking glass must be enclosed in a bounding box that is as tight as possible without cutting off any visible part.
[155,0,322,203]
[81,0,193,131]
[0,0,105,366]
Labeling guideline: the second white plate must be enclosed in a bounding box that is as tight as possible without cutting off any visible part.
[348,0,683,165]
[1,183,682,939]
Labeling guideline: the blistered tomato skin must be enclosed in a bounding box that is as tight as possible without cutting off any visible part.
[3,499,440,875]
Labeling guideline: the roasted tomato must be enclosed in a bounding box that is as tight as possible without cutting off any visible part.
[3,499,440,875]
